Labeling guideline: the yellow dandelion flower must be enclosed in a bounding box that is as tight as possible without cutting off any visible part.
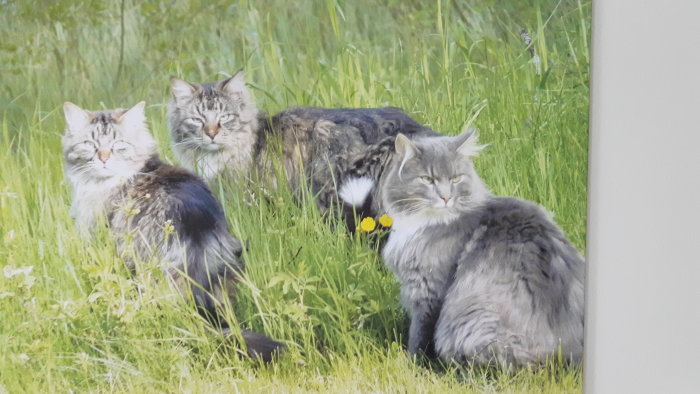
[163,220,175,236]
[378,214,393,228]
[359,217,377,232]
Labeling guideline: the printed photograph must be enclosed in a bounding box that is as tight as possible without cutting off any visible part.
[0,0,590,391]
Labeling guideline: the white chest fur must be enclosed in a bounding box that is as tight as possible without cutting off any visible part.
[68,175,125,236]
[174,148,231,182]
[381,214,454,282]
[382,217,424,270]
[382,213,460,313]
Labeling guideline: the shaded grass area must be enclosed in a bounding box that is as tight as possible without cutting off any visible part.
[0,0,588,391]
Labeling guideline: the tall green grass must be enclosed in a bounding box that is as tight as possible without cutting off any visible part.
[0,0,589,392]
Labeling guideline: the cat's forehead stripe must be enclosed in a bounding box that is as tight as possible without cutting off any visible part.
[90,112,116,125]
[188,83,229,113]
[87,112,118,139]
[197,88,224,111]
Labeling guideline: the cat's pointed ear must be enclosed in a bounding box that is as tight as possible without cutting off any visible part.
[115,101,147,131]
[63,102,93,134]
[217,70,249,101]
[170,77,199,103]
[395,133,419,160]
[454,128,486,157]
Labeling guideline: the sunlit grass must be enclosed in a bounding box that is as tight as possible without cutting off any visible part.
[0,0,589,391]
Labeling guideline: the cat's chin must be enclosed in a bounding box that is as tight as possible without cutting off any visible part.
[77,167,116,180]
[424,207,457,218]
[201,142,223,152]
[432,201,455,209]
[93,172,125,182]
[393,207,460,226]
[87,165,137,182]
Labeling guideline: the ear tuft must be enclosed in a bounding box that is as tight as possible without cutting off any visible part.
[455,128,486,157]
[395,134,420,179]
[63,102,92,134]
[171,77,198,102]
[217,70,249,101]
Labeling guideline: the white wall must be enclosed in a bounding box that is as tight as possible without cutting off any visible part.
[586,1,700,393]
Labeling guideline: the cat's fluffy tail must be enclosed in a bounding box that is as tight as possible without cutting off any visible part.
[222,328,286,362]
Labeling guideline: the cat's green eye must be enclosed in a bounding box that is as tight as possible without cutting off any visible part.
[450,175,463,183]
[420,176,434,184]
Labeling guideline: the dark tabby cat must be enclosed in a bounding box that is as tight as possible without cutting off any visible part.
[62,101,283,361]
[167,71,439,217]
[340,130,584,367]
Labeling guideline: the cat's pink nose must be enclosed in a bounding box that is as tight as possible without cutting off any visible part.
[204,124,219,140]
[97,150,111,163]
[442,196,451,203]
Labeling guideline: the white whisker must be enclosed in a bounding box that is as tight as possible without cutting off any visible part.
[388,197,430,214]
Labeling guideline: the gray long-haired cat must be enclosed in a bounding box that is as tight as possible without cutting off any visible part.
[339,130,584,367]
[167,72,438,217]
[62,101,283,361]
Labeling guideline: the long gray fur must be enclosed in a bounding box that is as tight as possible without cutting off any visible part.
[341,130,584,367]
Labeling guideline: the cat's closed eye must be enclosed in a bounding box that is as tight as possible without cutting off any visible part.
[80,141,97,150]
[185,117,203,126]
[69,141,97,160]
[74,141,97,153]
[112,141,131,154]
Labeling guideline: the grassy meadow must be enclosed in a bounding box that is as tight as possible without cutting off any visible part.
[0,0,590,392]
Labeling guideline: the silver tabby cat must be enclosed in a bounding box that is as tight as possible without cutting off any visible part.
[62,101,282,361]
[167,71,438,217]
[168,72,259,181]
[340,130,584,367]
